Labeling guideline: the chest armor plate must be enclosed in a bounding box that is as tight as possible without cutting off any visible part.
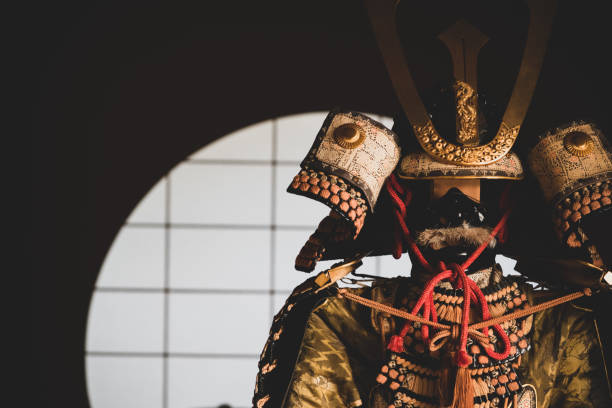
[374,276,534,408]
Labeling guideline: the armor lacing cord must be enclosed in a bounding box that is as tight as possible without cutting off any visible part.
[338,287,591,408]
[385,174,420,261]
[344,174,592,407]
[382,175,516,408]
[338,288,591,349]
[384,174,514,366]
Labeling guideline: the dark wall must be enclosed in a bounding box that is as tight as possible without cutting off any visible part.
[28,2,394,407]
[28,1,612,407]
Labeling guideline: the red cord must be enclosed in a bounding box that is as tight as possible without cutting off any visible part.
[385,174,432,270]
[384,176,512,367]
[496,184,513,244]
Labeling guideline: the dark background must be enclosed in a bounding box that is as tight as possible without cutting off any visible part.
[26,1,612,407]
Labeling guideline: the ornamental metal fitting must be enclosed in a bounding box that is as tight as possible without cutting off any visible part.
[364,0,557,166]
[563,131,594,157]
[333,123,366,149]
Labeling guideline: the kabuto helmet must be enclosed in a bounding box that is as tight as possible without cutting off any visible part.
[367,0,554,180]
[287,0,558,272]
[253,4,612,408]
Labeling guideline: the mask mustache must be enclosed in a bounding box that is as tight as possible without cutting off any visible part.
[415,222,495,250]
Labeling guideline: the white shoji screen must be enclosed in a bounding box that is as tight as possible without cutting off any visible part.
[85,112,408,408]
[85,112,518,408]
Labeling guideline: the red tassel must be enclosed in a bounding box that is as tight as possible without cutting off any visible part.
[451,366,474,408]
[455,350,472,367]
[387,335,405,353]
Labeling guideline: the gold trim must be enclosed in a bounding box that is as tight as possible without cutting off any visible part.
[364,0,557,166]
[516,384,538,408]
[438,19,489,94]
[563,131,594,157]
[398,151,524,180]
[414,121,519,165]
[573,259,605,274]
[570,303,594,313]
[398,174,524,180]
[333,123,366,149]
[594,318,612,400]
[314,252,368,293]
[454,81,479,145]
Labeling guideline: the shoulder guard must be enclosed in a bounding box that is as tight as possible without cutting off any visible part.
[287,109,401,271]
[528,121,612,266]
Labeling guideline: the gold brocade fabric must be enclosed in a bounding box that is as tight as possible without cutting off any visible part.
[282,288,382,407]
[264,278,611,408]
[518,301,611,408]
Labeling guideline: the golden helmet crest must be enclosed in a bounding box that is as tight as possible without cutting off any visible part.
[365,0,557,176]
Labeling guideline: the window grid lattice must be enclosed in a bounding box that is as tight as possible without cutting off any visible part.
[85,113,403,408]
